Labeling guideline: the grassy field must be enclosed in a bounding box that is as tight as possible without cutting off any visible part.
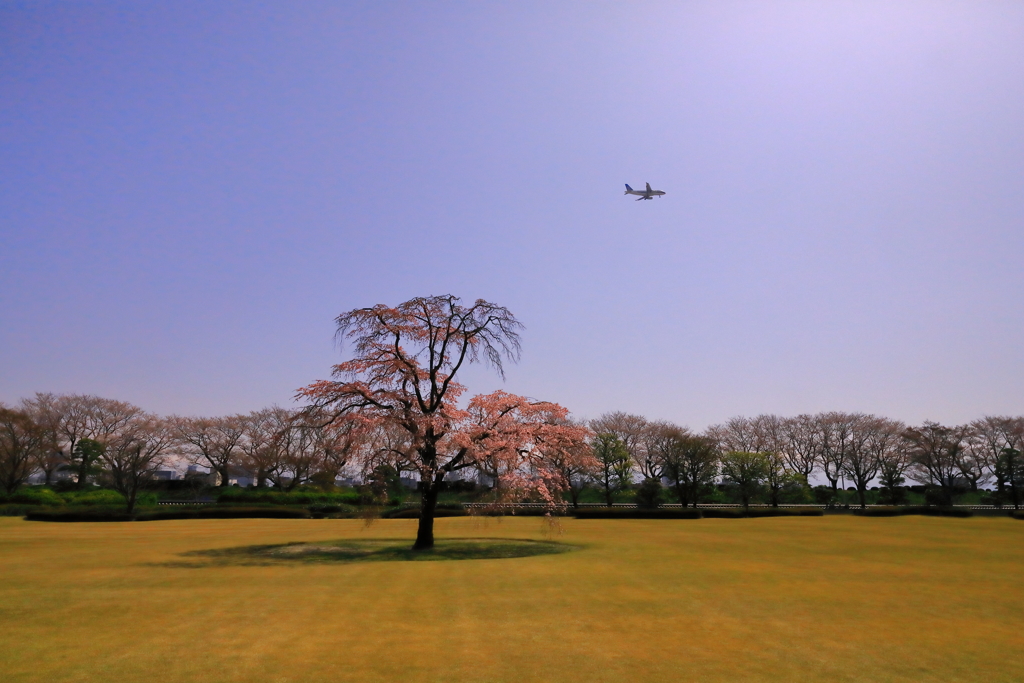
[1,515,1022,683]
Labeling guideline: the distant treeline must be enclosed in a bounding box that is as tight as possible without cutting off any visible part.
[581,412,1023,510]
[1,394,1022,513]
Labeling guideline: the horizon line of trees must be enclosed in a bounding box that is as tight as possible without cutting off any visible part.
[579,411,1023,510]
[0,393,361,512]
[3,393,1022,511]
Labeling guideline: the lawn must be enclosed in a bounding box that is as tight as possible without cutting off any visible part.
[1,515,1021,683]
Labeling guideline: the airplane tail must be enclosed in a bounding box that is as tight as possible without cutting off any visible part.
[624,184,633,192]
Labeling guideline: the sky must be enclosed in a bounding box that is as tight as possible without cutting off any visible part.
[2,1,1023,430]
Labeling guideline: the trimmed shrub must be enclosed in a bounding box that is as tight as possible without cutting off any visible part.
[217,489,366,506]
[475,506,561,517]
[856,506,973,518]
[133,508,205,521]
[573,507,703,520]
[634,479,665,510]
[60,489,126,506]
[1,503,42,516]
[701,508,824,518]
[189,506,310,519]
[744,508,823,517]
[1011,510,1024,520]
[27,505,312,522]
[307,503,357,514]
[0,487,65,506]
[26,507,134,522]
[700,508,744,518]
[382,507,468,519]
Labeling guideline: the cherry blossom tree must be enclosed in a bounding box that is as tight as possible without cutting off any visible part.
[298,295,590,550]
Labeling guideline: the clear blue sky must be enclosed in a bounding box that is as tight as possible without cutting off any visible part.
[2,1,1023,429]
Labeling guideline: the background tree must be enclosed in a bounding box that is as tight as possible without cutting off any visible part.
[759,450,790,508]
[710,415,789,507]
[904,422,971,506]
[270,412,332,491]
[707,416,762,454]
[993,447,1023,510]
[817,412,856,495]
[24,394,143,488]
[173,415,245,487]
[590,412,646,484]
[751,415,791,507]
[69,438,106,487]
[780,414,821,486]
[238,408,285,488]
[78,397,145,488]
[23,393,92,483]
[719,451,767,510]
[20,397,64,485]
[591,432,631,506]
[298,295,589,550]
[969,416,1022,500]
[863,418,907,506]
[954,425,988,492]
[309,410,363,487]
[101,415,173,513]
[636,419,675,481]
[841,414,882,509]
[0,406,47,495]
[662,431,719,508]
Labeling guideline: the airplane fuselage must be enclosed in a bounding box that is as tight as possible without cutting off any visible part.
[624,183,665,200]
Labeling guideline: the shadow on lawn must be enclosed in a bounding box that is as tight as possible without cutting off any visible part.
[155,538,579,568]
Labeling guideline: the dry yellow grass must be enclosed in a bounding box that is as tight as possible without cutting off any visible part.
[1,515,1022,683]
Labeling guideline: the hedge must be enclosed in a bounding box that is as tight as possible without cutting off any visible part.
[382,507,468,519]
[573,508,703,520]
[217,489,406,506]
[1009,510,1023,520]
[476,506,561,517]
[0,488,65,506]
[855,506,973,518]
[701,508,824,518]
[1,503,44,517]
[26,507,135,522]
[26,506,312,522]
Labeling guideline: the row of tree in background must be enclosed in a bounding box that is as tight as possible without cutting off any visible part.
[0,395,361,512]
[579,412,1023,510]
[3,394,1022,512]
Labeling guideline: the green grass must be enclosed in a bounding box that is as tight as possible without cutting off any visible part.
[1,516,1022,682]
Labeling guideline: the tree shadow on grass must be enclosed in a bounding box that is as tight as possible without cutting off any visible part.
[155,538,580,568]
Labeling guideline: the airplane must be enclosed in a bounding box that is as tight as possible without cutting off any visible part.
[624,182,666,200]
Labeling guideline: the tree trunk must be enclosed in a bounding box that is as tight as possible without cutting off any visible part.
[414,482,439,550]
[857,486,867,509]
